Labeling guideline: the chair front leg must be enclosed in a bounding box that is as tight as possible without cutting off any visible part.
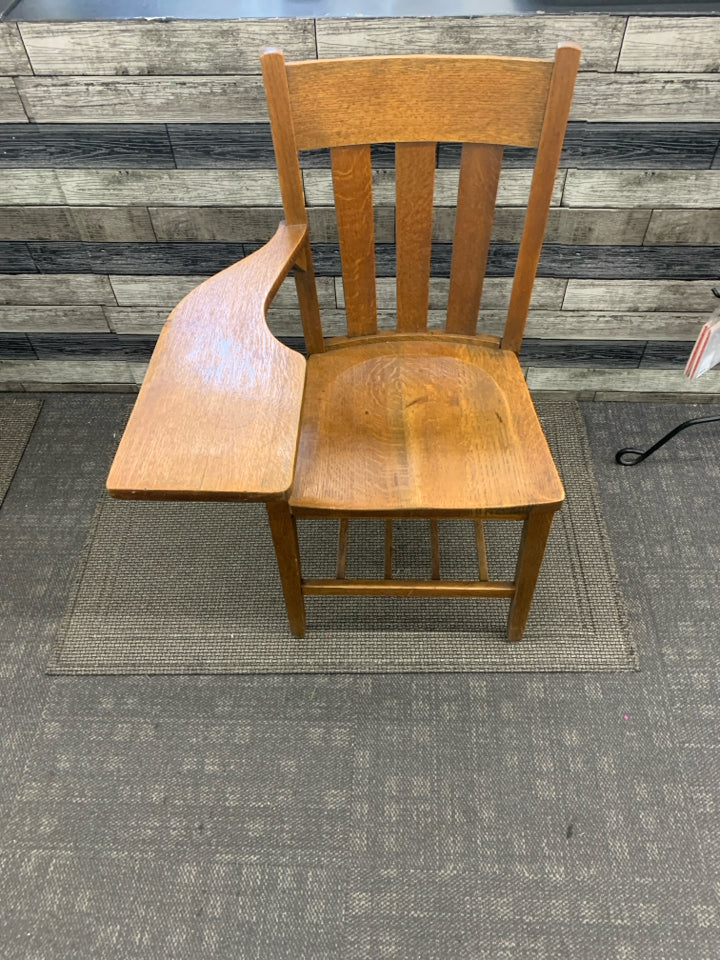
[266,500,306,638]
[507,508,555,642]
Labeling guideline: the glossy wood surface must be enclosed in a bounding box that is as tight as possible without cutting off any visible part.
[395,142,436,333]
[107,223,306,501]
[446,143,503,335]
[331,144,377,336]
[285,55,554,150]
[290,337,565,515]
[504,42,582,353]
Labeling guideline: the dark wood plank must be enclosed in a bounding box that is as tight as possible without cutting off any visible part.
[0,124,174,168]
[261,242,720,281]
[0,243,38,274]
[0,334,34,360]
[437,123,720,170]
[169,124,396,169]
[29,242,245,275]
[519,339,645,367]
[640,341,696,368]
[29,333,157,361]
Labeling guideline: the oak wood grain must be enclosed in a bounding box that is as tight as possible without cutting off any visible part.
[331,145,377,337]
[107,223,307,501]
[287,55,553,150]
[395,142,436,332]
[291,337,564,514]
[447,143,503,335]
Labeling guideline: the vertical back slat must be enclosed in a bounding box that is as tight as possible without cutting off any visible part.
[503,42,581,354]
[446,142,504,335]
[331,144,377,337]
[261,48,324,354]
[395,142,436,332]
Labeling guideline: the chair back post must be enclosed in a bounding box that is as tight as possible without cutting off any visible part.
[261,48,325,354]
[502,42,581,354]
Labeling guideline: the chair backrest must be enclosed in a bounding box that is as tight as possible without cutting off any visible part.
[261,45,581,355]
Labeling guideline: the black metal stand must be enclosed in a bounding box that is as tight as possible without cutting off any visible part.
[616,414,720,465]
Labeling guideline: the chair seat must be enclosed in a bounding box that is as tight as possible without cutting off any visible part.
[289,336,565,515]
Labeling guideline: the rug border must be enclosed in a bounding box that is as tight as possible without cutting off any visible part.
[48,401,639,676]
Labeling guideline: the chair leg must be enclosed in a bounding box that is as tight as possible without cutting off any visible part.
[507,509,555,642]
[266,500,306,638]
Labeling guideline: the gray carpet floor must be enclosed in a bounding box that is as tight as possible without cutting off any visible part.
[1,394,719,960]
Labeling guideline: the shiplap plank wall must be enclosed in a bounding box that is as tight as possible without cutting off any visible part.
[0,13,719,395]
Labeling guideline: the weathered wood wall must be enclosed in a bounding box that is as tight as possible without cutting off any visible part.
[1,15,719,397]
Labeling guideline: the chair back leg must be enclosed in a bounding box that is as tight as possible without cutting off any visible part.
[507,509,555,641]
[266,500,306,637]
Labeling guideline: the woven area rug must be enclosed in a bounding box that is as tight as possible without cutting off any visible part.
[49,403,636,674]
[0,396,42,506]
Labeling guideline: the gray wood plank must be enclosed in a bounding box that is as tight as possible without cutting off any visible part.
[0,305,110,333]
[109,274,336,309]
[303,169,565,206]
[0,78,28,122]
[563,170,720,208]
[644,209,720,245]
[18,20,315,75]
[0,359,134,383]
[315,16,626,71]
[336,277,566,311]
[0,23,32,76]
[524,311,711,342]
[433,207,651,245]
[149,206,394,243]
[618,17,720,74]
[527,366,720,397]
[104,308,168,334]
[0,273,114,305]
[15,76,267,123]
[563,279,719,312]
[0,206,155,241]
[1,170,64,204]
[571,74,720,123]
[57,170,281,206]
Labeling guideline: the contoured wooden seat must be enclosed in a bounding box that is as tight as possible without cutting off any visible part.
[107,43,581,641]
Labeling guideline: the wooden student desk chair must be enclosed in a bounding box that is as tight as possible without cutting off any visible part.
[107,43,581,641]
